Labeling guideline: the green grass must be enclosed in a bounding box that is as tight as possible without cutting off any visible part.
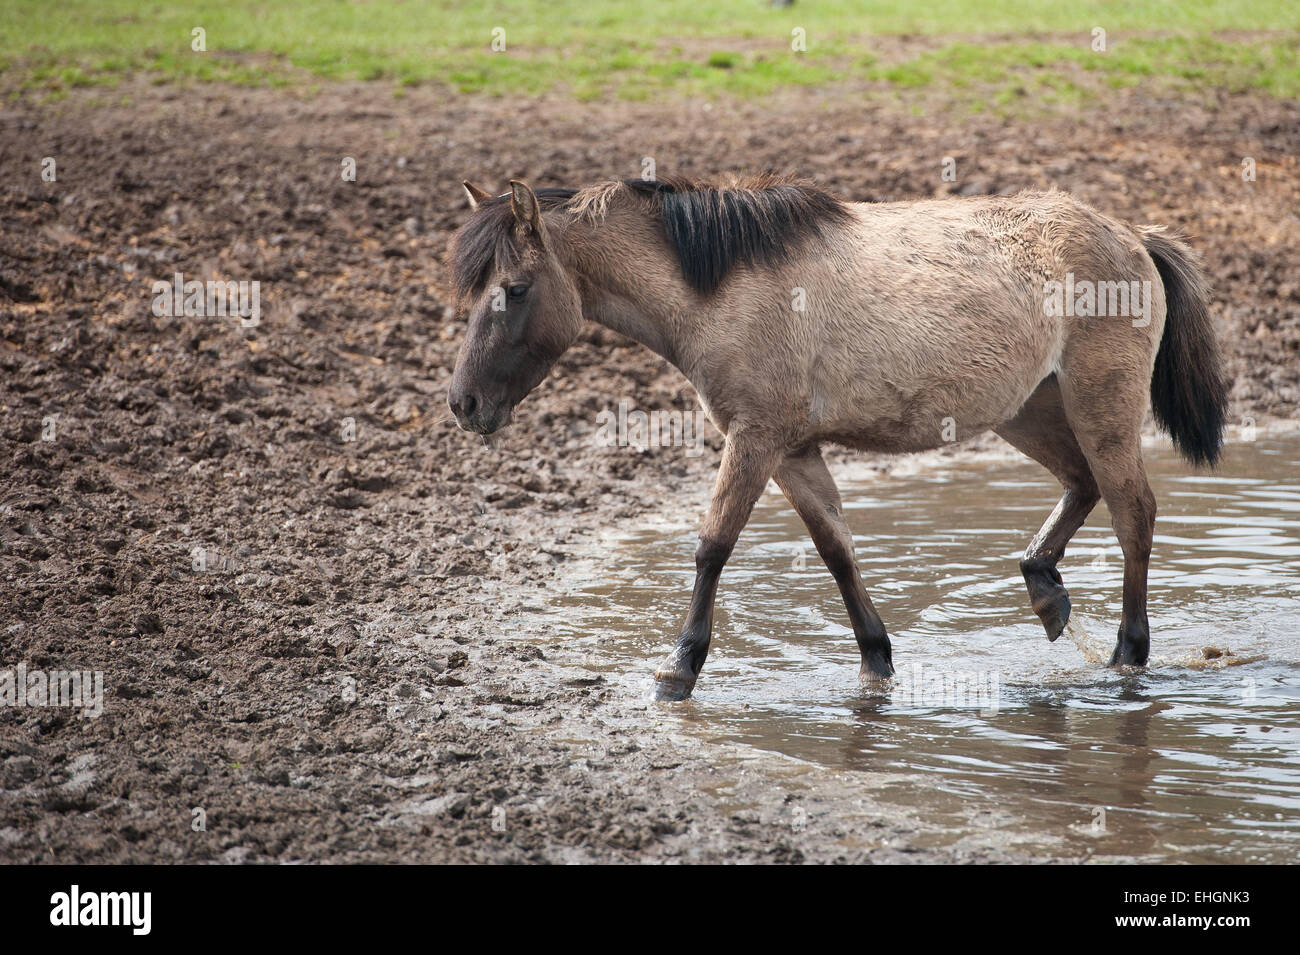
[866,35,1300,103]
[1,1,1297,101]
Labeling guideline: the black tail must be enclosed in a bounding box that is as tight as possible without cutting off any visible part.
[1141,228,1228,467]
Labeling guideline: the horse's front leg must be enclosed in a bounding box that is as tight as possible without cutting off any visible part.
[651,430,780,701]
[773,446,894,681]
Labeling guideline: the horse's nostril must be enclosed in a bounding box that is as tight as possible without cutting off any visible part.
[449,391,478,420]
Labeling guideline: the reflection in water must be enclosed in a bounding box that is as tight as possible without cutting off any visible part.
[532,435,1300,862]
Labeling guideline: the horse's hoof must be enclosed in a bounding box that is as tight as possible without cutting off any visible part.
[859,652,895,682]
[1108,642,1149,667]
[1034,589,1071,642]
[1108,620,1150,667]
[651,671,696,702]
[1025,567,1071,642]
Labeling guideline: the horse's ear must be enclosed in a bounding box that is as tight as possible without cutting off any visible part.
[509,179,546,244]
[462,180,491,210]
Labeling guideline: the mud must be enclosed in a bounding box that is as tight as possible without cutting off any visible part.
[0,80,1297,862]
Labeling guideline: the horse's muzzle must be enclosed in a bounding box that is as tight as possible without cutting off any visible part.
[448,391,509,434]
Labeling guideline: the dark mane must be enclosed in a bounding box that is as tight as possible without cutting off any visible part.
[623,174,852,294]
[451,175,851,298]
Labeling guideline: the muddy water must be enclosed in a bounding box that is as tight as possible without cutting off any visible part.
[537,434,1300,863]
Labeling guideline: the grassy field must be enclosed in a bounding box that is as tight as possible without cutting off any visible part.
[1,0,1297,101]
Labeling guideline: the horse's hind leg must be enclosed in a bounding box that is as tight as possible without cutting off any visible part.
[995,376,1100,642]
[772,446,894,681]
[1060,371,1158,667]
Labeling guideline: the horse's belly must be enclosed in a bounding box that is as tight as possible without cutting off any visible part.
[817,401,1006,454]
[809,330,1057,452]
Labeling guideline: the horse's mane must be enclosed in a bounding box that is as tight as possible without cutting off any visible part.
[451,174,851,297]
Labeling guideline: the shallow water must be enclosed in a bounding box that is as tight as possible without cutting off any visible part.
[539,434,1300,862]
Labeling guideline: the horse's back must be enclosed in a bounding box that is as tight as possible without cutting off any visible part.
[760,191,1162,452]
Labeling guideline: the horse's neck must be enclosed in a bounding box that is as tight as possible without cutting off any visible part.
[562,211,699,374]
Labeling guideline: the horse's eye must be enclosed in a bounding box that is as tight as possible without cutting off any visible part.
[507,284,530,301]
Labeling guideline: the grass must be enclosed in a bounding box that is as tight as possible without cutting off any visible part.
[865,35,1300,105]
[0,1,1297,102]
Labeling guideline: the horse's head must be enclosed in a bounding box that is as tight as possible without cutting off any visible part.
[447,179,583,435]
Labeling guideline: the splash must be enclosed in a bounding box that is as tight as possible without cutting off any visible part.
[1062,618,1109,664]
[1065,618,1267,669]
[1151,647,1268,670]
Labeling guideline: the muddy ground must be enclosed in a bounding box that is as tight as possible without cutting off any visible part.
[0,79,1297,863]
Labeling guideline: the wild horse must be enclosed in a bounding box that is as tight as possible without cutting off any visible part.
[447,175,1227,701]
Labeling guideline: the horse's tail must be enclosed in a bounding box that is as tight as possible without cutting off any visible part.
[1140,227,1228,468]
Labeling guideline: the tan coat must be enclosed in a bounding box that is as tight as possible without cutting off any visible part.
[448,177,1227,699]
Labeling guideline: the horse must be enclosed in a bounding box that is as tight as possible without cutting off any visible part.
[446,174,1228,701]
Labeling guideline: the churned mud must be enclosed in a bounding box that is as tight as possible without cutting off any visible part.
[0,80,1297,862]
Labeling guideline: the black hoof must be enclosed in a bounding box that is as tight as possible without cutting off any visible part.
[1034,588,1071,642]
[1108,641,1150,667]
[1024,562,1070,642]
[859,650,895,682]
[1108,619,1150,667]
[650,671,696,702]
